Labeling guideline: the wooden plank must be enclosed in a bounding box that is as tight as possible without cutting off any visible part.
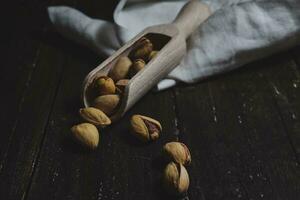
[0,30,41,166]
[174,53,300,200]
[0,38,66,200]
[174,83,251,200]
[0,2,83,200]
[259,50,300,161]
[0,0,49,163]
[25,46,178,200]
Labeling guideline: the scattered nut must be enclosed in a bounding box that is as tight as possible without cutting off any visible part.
[93,94,120,116]
[130,59,145,77]
[79,107,111,128]
[148,50,158,61]
[108,56,132,81]
[71,123,99,149]
[93,76,115,95]
[163,142,191,166]
[131,37,153,60]
[130,115,162,142]
[163,162,189,196]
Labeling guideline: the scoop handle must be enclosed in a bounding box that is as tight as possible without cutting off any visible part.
[173,0,211,39]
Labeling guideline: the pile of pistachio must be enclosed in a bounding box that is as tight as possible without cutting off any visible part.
[70,36,191,196]
[162,142,191,196]
[71,37,158,149]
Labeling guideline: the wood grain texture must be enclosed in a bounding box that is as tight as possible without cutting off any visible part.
[173,52,300,200]
[0,1,78,199]
[0,0,299,200]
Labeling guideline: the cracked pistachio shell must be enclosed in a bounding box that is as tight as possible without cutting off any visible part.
[93,94,120,116]
[71,123,99,149]
[148,50,158,61]
[163,142,191,166]
[93,76,115,95]
[163,162,189,196]
[131,37,153,60]
[130,115,162,142]
[108,56,132,81]
[79,107,111,128]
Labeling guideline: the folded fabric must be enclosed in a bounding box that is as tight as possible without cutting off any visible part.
[48,0,300,90]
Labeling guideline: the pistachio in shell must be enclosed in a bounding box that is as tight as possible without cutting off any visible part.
[93,76,115,95]
[79,107,111,128]
[93,94,120,116]
[131,37,153,60]
[130,59,145,77]
[163,162,190,196]
[130,114,162,142]
[108,56,132,81]
[163,142,191,166]
[148,50,158,61]
[71,123,99,149]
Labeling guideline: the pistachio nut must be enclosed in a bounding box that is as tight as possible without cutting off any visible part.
[148,50,158,61]
[129,59,145,77]
[131,37,153,60]
[163,142,191,166]
[130,115,162,142]
[71,123,99,149]
[115,79,129,94]
[79,107,111,128]
[108,56,132,81]
[163,162,189,196]
[93,94,120,116]
[93,76,115,95]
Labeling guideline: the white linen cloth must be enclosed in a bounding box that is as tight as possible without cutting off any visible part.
[48,0,300,90]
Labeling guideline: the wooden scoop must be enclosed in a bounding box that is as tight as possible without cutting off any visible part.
[82,0,211,121]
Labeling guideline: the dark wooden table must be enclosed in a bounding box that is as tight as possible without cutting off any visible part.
[0,1,299,200]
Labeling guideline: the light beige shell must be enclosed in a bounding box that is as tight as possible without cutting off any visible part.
[108,56,132,81]
[163,142,191,165]
[131,37,153,60]
[93,94,120,116]
[130,115,162,142]
[93,76,115,95]
[71,123,99,149]
[130,59,146,77]
[79,107,111,128]
[148,50,158,61]
[163,162,189,195]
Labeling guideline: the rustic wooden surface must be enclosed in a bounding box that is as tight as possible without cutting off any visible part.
[0,1,299,200]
